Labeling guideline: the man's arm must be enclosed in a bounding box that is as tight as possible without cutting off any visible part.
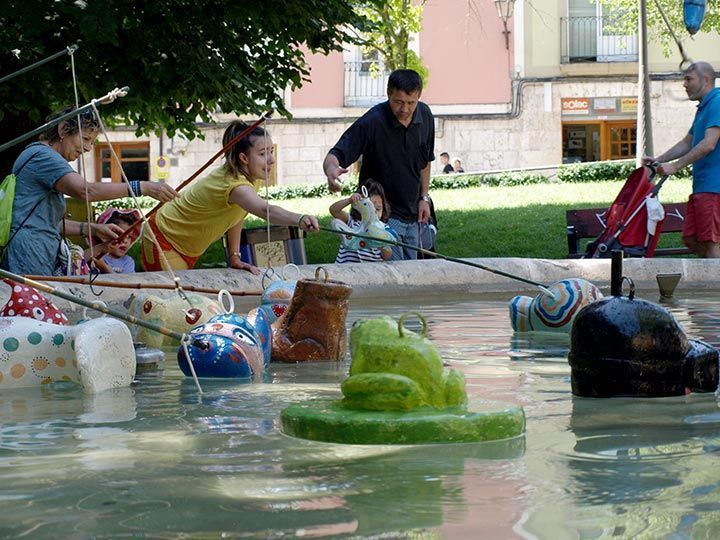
[417,162,431,223]
[657,129,719,176]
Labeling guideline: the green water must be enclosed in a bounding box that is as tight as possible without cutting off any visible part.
[1,292,720,538]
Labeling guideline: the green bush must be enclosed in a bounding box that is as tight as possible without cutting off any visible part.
[261,160,680,201]
[94,196,156,213]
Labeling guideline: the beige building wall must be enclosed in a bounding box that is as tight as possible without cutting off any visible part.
[91,1,719,188]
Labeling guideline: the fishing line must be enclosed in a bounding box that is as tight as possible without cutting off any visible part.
[652,0,693,70]
[319,226,550,290]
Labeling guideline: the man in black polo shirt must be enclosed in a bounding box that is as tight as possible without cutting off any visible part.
[323,69,435,260]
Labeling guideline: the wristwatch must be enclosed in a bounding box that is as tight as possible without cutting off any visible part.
[418,194,431,202]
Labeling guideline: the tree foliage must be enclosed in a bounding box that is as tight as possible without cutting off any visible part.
[599,0,720,58]
[0,0,371,168]
[355,0,429,83]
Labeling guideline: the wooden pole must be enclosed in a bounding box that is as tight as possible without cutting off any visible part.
[1,269,184,341]
[25,275,261,296]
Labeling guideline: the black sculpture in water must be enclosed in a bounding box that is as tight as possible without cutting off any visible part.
[568,252,719,397]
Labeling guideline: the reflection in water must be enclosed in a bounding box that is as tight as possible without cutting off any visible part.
[0,291,719,537]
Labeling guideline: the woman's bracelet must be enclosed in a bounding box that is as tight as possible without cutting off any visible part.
[79,222,85,237]
[298,214,308,228]
[230,251,242,259]
[128,180,142,197]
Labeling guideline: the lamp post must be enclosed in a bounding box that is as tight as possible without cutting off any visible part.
[636,0,654,166]
[495,0,516,50]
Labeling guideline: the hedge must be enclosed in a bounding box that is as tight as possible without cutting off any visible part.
[263,160,692,200]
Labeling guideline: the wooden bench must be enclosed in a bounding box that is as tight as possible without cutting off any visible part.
[566,202,690,258]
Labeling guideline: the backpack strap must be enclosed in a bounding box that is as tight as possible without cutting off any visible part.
[12,147,42,177]
[0,149,48,258]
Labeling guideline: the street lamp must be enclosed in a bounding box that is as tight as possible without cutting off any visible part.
[495,0,516,50]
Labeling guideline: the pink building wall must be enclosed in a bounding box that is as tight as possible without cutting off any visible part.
[291,48,344,108]
[291,0,513,109]
[421,0,512,104]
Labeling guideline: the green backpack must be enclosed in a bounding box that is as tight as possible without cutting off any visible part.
[0,151,41,250]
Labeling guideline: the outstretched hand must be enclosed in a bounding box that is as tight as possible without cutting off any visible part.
[299,214,320,232]
[144,182,180,203]
[326,164,348,193]
[92,222,123,243]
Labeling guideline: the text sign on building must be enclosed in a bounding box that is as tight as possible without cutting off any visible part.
[621,97,638,113]
[593,97,617,114]
[155,155,170,180]
[562,97,590,115]
[562,96,639,118]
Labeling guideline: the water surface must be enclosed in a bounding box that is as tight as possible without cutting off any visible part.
[1,291,720,538]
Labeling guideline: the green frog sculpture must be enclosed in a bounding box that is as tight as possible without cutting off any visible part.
[281,313,525,445]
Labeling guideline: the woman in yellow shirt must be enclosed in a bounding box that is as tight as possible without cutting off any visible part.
[141,121,319,274]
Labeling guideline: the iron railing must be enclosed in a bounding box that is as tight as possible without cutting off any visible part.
[560,16,638,64]
[344,62,390,107]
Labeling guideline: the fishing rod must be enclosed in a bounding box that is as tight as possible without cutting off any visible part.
[24,275,262,297]
[113,111,274,246]
[0,86,129,154]
[0,268,183,341]
[0,45,78,85]
[319,226,549,289]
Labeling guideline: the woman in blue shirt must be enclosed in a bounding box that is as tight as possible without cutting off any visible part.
[2,106,178,276]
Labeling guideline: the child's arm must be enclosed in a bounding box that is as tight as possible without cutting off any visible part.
[88,254,112,274]
[329,193,362,223]
[329,196,352,222]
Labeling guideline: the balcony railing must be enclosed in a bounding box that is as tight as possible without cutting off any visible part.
[560,16,638,64]
[344,62,390,107]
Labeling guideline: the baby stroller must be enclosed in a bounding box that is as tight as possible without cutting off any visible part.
[584,165,669,258]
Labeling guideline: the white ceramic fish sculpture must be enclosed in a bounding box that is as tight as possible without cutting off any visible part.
[0,316,135,393]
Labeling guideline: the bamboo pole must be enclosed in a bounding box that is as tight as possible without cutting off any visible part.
[25,275,262,296]
[1,269,183,341]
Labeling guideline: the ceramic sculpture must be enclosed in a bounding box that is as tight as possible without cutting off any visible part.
[509,278,603,333]
[281,313,525,444]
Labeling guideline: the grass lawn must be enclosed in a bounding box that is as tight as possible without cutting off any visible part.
[135,177,692,268]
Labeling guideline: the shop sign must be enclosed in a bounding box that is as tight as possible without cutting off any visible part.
[562,97,590,115]
[593,97,617,113]
[621,97,638,113]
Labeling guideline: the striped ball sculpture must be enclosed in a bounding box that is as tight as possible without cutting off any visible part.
[509,278,603,333]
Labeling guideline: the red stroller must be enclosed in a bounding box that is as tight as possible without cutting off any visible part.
[584,165,669,258]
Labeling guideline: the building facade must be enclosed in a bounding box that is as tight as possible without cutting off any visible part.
[93,0,720,188]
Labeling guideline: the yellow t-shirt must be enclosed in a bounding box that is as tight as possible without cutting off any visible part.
[156,165,256,257]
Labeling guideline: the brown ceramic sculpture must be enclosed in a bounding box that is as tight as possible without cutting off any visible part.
[272,268,353,362]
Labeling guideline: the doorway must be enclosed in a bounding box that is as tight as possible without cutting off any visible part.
[562,120,636,163]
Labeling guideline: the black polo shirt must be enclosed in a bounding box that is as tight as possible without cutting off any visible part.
[329,101,435,221]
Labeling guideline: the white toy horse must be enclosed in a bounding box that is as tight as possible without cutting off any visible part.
[331,186,398,250]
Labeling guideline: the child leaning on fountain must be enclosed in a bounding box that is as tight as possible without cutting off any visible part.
[329,180,393,263]
[86,208,142,273]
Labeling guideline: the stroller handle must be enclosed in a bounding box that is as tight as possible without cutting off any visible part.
[644,160,661,178]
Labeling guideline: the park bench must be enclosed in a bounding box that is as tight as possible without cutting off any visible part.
[566,202,691,258]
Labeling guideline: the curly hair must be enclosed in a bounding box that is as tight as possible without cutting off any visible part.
[39,106,100,143]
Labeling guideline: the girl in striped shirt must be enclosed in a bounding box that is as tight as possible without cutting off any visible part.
[330,180,392,263]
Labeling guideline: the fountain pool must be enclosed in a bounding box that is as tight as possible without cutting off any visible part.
[1,290,720,538]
